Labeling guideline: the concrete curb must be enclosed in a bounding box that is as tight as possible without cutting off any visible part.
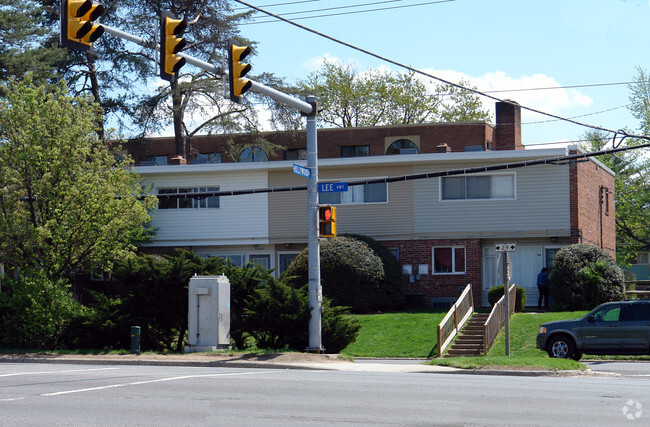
[0,355,597,377]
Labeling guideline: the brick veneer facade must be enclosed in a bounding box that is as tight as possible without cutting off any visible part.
[124,101,523,164]
[381,239,483,306]
[569,150,616,257]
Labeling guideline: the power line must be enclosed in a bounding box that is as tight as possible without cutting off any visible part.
[234,0,322,10]
[231,0,650,142]
[247,0,408,19]
[240,0,455,24]
[152,141,650,201]
[483,81,644,94]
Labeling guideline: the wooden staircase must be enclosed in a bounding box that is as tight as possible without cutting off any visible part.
[444,313,489,357]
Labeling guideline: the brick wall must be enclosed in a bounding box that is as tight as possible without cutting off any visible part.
[381,238,483,307]
[569,154,616,257]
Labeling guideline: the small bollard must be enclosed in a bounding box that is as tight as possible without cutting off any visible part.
[130,326,141,354]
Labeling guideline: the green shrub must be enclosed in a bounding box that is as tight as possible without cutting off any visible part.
[242,270,360,353]
[73,250,359,353]
[0,268,88,349]
[343,234,403,310]
[551,243,625,310]
[285,236,388,312]
[487,285,527,312]
[321,300,361,354]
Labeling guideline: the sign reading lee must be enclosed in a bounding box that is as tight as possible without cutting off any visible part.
[318,182,348,193]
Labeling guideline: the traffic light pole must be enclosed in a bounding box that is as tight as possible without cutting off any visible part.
[99,23,320,350]
[305,96,322,352]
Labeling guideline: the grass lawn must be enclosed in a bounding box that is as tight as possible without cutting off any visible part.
[340,311,446,358]
[341,309,593,370]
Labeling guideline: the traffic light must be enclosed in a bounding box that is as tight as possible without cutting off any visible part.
[318,205,337,238]
[61,0,105,53]
[228,38,252,103]
[160,11,187,82]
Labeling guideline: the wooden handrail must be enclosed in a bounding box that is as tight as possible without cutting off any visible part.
[482,284,516,355]
[436,284,474,357]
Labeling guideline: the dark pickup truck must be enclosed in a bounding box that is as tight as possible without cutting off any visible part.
[536,301,650,360]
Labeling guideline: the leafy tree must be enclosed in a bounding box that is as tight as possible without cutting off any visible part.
[103,1,287,161]
[581,67,650,265]
[0,76,157,279]
[550,244,625,310]
[297,60,491,128]
[0,268,88,349]
[582,129,649,264]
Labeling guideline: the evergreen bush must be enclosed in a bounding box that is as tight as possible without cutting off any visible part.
[550,244,625,310]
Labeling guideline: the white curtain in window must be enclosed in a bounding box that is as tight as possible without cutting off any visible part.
[491,175,514,198]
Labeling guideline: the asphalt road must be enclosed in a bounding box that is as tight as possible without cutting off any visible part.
[583,360,650,377]
[1,362,648,426]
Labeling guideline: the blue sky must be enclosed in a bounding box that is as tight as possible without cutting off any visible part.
[234,0,650,147]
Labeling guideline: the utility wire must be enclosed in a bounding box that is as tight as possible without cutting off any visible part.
[232,0,650,142]
[246,0,408,19]
[240,0,455,24]
[149,141,650,201]
[233,0,322,11]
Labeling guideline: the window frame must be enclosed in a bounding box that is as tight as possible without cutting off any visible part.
[318,180,388,205]
[439,173,516,202]
[432,246,466,275]
[156,186,220,210]
[341,145,370,158]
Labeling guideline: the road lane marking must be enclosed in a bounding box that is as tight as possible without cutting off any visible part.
[0,368,119,378]
[41,371,274,397]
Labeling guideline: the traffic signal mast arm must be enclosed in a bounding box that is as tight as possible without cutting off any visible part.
[100,24,315,115]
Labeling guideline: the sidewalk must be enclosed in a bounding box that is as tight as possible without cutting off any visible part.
[0,352,589,377]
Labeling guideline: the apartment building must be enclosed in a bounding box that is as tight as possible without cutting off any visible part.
[130,102,615,307]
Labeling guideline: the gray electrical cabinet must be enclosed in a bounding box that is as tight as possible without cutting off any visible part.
[185,275,231,352]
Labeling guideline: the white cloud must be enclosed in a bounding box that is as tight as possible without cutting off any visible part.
[302,53,362,73]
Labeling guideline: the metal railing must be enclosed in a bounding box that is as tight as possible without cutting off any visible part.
[482,284,516,355]
[437,284,474,357]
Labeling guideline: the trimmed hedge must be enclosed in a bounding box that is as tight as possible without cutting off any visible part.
[286,236,389,312]
[487,285,527,312]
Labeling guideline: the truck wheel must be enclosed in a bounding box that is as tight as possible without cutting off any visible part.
[547,335,575,359]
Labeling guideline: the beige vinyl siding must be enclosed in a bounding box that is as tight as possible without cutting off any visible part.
[413,162,570,238]
[144,170,269,246]
[268,165,414,242]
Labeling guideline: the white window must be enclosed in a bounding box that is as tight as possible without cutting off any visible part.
[249,254,271,269]
[157,187,219,209]
[432,246,466,274]
[319,182,387,205]
[441,174,515,200]
[218,254,245,267]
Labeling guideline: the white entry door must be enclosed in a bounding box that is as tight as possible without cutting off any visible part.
[483,245,544,307]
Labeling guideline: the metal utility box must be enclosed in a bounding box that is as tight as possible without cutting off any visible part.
[185,275,231,352]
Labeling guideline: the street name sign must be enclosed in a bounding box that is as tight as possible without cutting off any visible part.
[292,164,310,178]
[318,182,348,193]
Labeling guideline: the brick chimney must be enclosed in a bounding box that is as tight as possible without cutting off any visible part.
[436,143,451,153]
[494,101,522,150]
[169,156,187,165]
